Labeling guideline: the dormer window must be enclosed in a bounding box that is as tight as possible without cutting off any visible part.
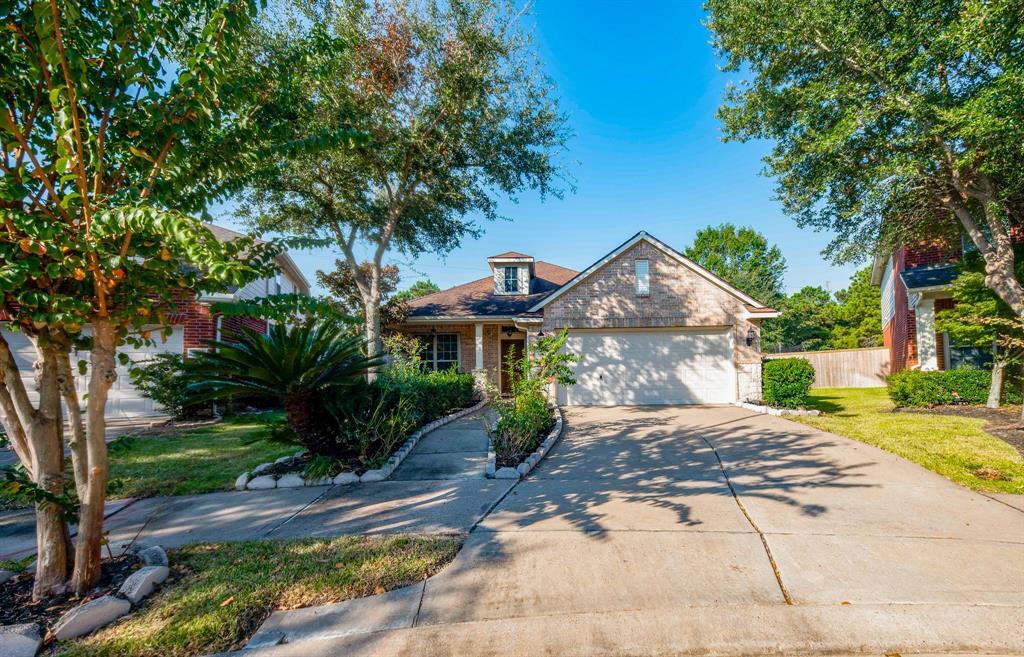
[503,266,520,293]
[488,252,534,295]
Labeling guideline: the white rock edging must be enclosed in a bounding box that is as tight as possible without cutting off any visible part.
[236,398,490,489]
[735,401,821,417]
[486,406,563,481]
[48,545,171,641]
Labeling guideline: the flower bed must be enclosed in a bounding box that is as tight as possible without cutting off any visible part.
[235,398,489,489]
[486,406,563,480]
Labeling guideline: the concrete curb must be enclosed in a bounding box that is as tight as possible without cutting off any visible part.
[486,406,564,481]
[237,399,490,489]
[735,401,821,417]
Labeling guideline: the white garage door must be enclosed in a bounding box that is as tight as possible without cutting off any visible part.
[2,327,184,420]
[557,329,737,406]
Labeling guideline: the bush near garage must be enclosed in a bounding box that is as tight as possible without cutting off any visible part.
[887,368,1021,407]
[762,357,816,408]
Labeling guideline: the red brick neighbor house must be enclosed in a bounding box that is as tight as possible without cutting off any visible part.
[395,231,778,405]
[3,224,311,419]
[870,237,989,373]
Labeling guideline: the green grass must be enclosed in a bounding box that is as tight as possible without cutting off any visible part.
[793,387,1024,494]
[59,535,462,657]
[106,414,298,499]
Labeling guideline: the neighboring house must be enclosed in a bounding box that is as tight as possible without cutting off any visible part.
[870,236,989,373]
[2,224,311,419]
[396,231,778,405]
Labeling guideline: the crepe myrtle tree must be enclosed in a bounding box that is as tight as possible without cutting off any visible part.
[239,0,570,375]
[706,0,1024,317]
[0,0,340,600]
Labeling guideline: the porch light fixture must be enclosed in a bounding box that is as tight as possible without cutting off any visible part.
[746,328,756,347]
[430,327,437,336]
[503,326,515,337]
[537,329,545,337]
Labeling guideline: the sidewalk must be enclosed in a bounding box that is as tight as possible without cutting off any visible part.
[1,408,511,560]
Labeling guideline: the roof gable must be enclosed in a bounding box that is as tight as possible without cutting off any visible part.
[529,231,772,312]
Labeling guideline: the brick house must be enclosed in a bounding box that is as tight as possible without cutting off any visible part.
[395,231,778,405]
[3,224,311,418]
[870,237,990,372]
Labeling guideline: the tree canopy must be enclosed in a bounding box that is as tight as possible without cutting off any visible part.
[0,0,307,599]
[683,223,786,307]
[239,0,570,362]
[706,0,1024,316]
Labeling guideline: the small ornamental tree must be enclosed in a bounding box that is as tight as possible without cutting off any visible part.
[0,0,324,599]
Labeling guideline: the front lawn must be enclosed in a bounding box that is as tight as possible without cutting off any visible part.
[59,535,462,657]
[107,415,297,499]
[793,388,1024,494]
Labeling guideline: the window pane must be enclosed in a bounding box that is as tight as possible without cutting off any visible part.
[635,259,650,296]
[435,334,458,370]
[504,266,519,293]
[419,335,434,369]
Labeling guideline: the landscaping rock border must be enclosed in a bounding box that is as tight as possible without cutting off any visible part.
[736,401,821,417]
[237,398,490,490]
[486,406,564,480]
[44,544,169,643]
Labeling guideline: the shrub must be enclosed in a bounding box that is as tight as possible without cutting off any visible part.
[378,364,477,425]
[187,321,382,455]
[762,357,816,408]
[326,384,418,466]
[887,367,1018,407]
[129,353,198,419]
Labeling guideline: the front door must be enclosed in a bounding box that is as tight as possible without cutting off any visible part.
[499,339,525,395]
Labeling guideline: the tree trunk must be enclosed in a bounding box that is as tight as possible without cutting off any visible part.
[70,320,116,595]
[30,341,72,600]
[364,300,381,382]
[987,358,1005,409]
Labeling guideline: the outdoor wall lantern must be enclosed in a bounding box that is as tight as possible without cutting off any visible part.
[502,325,516,337]
[746,327,757,347]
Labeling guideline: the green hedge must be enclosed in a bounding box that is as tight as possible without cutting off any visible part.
[762,358,816,408]
[887,368,1021,407]
[379,366,477,424]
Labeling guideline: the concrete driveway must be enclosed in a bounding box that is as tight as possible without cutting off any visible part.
[234,405,1024,656]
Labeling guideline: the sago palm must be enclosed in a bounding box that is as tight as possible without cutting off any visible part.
[187,320,381,452]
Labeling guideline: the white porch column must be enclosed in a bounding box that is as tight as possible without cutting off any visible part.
[474,323,484,370]
[915,297,938,370]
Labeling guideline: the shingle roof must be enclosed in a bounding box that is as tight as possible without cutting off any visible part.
[405,261,578,318]
[900,264,957,290]
[488,251,533,259]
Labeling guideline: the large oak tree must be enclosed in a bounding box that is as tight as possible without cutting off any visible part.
[706,0,1024,315]
[240,0,570,371]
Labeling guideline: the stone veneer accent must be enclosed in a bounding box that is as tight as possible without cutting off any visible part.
[736,362,762,403]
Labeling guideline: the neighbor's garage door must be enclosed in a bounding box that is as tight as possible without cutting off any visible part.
[557,329,737,406]
[2,326,184,420]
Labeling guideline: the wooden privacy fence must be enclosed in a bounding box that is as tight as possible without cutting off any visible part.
[763,347,890,388]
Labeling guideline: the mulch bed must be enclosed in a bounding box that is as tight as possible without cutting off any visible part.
[0,554,137,631]
[494,419,555,469]
[896,404,1024,456]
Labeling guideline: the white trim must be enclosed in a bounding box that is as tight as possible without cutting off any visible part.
[905,283,953,294]
[197,292,236,303]
[414,331,461,371]
[404,315,534,323]
[474,323,484,370]
[528,231,769,313]
[742,310,781,320]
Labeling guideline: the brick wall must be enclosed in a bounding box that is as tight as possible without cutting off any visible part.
[541,241,762,364]
[903,240,962,268]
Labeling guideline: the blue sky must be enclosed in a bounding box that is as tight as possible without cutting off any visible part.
[214,1,860,296]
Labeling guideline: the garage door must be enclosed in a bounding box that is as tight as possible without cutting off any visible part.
[557,329,737,406]
[2,327,184,420]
